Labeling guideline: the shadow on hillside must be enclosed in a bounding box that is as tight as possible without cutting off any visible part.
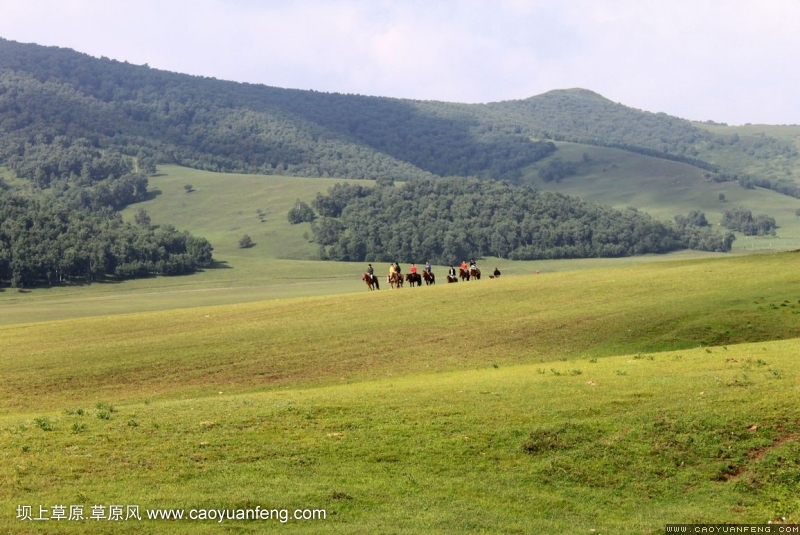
[143,189,162,201]
[275,92,554,180]
[206,260,233,270]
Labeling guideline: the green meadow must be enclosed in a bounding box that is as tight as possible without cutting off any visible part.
[2,251,800,533]
[2,165,800,533]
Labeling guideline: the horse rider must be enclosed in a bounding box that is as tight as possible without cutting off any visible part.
[424,260,432,275]
[448,265,457,279]
[388,263,395,283]
[394,262,402,276]
[493,267,501,278]
[469,258,478,273]
[367,263,375,282]
[460,259,468,273]
[409,263,418,275]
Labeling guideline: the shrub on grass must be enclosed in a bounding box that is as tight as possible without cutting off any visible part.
[34,417,52,431]
[523,423,600,454]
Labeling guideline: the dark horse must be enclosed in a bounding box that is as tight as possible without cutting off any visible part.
[389,272,404,289]
[362,273,380,290]
[446,274,458,283]
[422,270,435,285]
[459,268,470,281]
[470,267,481,280]
[405,272,423,287]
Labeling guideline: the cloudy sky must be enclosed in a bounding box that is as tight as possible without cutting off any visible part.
[2,0,798,125]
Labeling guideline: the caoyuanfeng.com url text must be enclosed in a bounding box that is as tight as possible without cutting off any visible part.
[17,504,326,524]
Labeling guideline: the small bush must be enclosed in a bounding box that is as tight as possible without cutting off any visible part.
[238,234,254,249]
[72,423,88,434]
[34,417,52,431]
[523,423,600,454]
[287,200,316,224]
[96,401,115,413]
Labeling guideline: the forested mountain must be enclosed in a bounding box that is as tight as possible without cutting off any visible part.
[0,38,554,184]
[1,38,795,188]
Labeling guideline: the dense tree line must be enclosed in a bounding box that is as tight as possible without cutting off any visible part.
[307,179,734,263]
[0,190,213,287]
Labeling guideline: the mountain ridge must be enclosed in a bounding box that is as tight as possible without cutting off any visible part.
[2,36,796,188]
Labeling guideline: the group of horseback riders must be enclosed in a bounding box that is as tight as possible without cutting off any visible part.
[364,259,498,290]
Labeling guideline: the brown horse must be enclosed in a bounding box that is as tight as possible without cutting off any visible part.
[389,272,404,289]
[362,273,379,291]
[446,274,458,283]
[470,267,481,280]
[459,268,470,281]
[405,272,422,287]
[422,270,435,285]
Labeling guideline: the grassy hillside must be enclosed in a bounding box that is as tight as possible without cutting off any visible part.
[693,122,800,180]
[3,252,800,410]
[2,253,799,532]
[523,142,800,251]
[130,165,343,260]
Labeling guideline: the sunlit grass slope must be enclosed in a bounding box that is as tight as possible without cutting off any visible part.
[523,142,800,252]
[125,165,350,260]
[2,252,800,413]
[2,341,798,533]
[2,253,800,532]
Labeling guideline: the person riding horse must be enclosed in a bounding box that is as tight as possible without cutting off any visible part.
[469,258,481,280]
[366,263,375,283]
[448,265,458,283]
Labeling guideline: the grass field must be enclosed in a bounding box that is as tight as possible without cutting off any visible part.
[3,165,800,532]
[2,252,800,532]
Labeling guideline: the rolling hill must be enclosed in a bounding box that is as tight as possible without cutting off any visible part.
[2,253,799,532]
